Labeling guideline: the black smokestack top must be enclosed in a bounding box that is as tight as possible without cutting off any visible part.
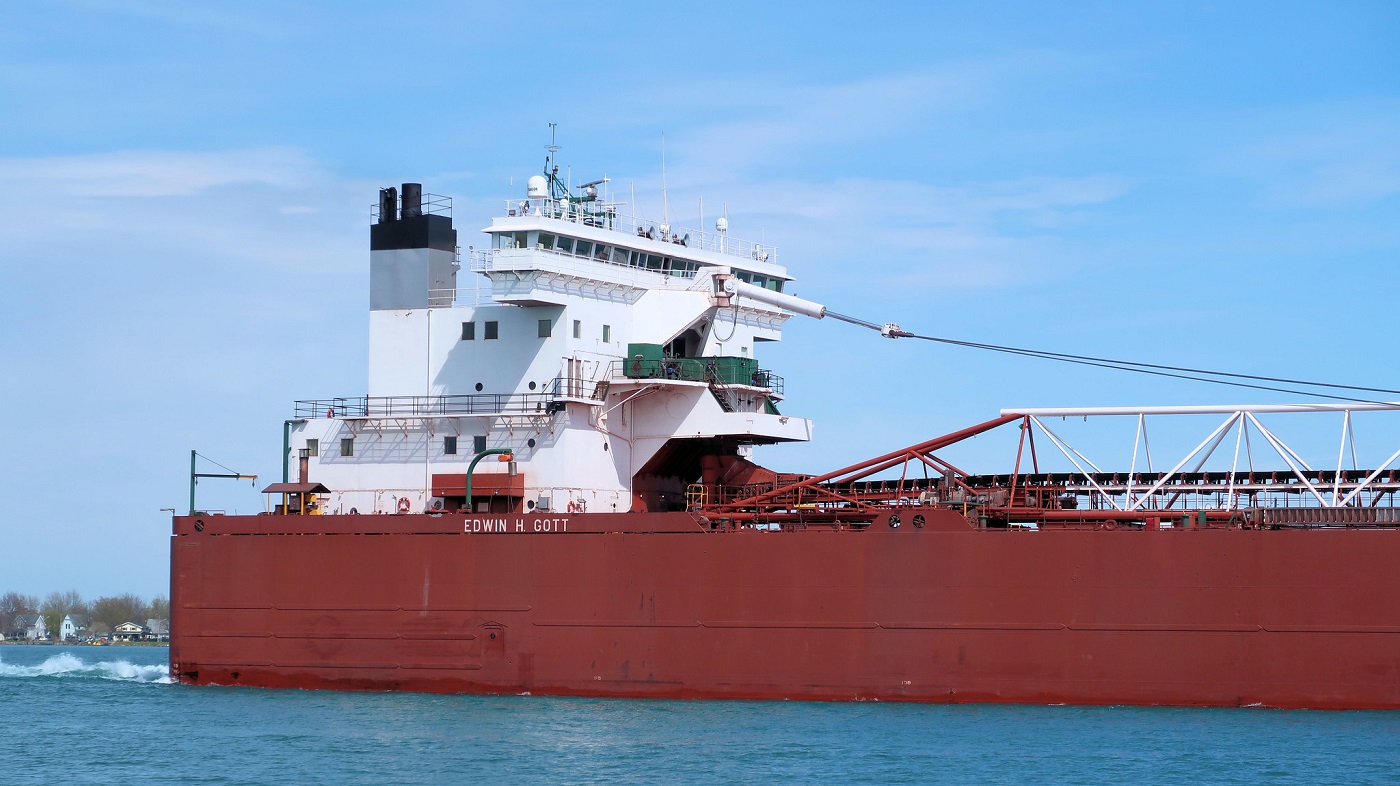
[401,183,422,217]
[378,187,398,223]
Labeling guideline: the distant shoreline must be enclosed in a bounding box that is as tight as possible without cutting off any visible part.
[0,640,167,647]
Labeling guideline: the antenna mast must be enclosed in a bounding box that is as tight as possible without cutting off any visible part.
[546,122,560,170]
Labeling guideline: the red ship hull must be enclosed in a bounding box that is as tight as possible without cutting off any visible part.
[169,509,1400,708]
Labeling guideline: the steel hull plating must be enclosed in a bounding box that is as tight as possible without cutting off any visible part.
[170,511,1400,708]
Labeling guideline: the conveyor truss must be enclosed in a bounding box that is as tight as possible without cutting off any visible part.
[695,403,1400,530]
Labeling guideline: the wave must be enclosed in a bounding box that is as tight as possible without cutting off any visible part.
[0,651,171,683]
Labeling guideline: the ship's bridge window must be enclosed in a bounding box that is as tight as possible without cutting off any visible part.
[735,270,752,283]
[751,274,767,289]
[537,233,555,251]
[558,236,574,254]
[575,240,593,258]
[610,247,629,265]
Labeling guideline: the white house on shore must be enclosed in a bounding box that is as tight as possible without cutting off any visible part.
[6,614,47,641]
[112,621,148,642]
[60,614,90,642]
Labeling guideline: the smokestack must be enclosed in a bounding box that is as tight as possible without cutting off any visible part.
[378,187,398,223]
[401,183,423,217]
[298,448,310,485]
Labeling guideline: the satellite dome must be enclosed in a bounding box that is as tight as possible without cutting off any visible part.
[527,175,548,199]
[715,217,728,233]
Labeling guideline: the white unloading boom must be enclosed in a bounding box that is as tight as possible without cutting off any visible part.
[718,276,912,338]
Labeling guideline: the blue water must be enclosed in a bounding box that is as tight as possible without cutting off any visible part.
[2,644,1396,785]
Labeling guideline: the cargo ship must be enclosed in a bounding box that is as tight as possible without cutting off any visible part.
[170,150,1400,709]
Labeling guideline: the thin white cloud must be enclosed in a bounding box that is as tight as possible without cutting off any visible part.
[0,147,320,197]
[1203,98,1400,208]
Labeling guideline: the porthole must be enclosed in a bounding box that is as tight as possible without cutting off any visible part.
[475,382,484,392]
[527,438,536,448]
[529,381,537,391]
[194,519,205,532]
[888,514,901,529]
[912,514,925,529]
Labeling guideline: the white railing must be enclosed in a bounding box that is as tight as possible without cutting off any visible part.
[501,198,778,266]
[1001,403,1400,512]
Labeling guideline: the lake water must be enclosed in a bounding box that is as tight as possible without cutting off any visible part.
[2,644,1397,785]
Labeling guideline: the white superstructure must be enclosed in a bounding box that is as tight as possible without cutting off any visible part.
[286,157,812,516]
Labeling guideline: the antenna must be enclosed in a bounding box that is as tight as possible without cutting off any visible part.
[546,123,560,170]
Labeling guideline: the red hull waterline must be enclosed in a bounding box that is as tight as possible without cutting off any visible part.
[170,509,1400,709]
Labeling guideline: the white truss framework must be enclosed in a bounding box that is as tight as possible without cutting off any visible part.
[1002,403,1400,511]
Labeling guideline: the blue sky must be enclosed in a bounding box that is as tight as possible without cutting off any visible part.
[1,1,1397,599]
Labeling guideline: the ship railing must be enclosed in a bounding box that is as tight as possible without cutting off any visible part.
[427,281,496,308]
[604,358,783,394]
[469,247,707,290]
[371,192,452,222]
[297,390,562,419]
[500,198,779,266]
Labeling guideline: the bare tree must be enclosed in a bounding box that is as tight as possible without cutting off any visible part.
[90,593,149,631]
[1,592,39,636]
[41,590,88,640]
[148,595,170,620]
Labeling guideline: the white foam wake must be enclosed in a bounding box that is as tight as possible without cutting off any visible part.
[0,651,172,683]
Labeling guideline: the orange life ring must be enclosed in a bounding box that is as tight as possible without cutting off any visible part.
[397,497,410,514]
[326,408,334,418]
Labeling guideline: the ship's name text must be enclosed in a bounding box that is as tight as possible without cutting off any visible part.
[464,517,569,533]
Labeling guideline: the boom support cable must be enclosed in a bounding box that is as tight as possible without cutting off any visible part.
[831,310,1399,404]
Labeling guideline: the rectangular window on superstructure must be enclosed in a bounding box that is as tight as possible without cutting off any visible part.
[557,236,574,254]
[513,231,528,248]
[444,436,457,455]
[340,438,354,457]
[572,320,581,339]
[538,233,555,250]
[306,439,318,457]
[752,274,767,289]
[610,247,629,266]
[575,240,593,258]
[484,321,499,340]
[473,435,487,454]
[461,321,475,340]
[602,324,611,343]
[538,319,552,338]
